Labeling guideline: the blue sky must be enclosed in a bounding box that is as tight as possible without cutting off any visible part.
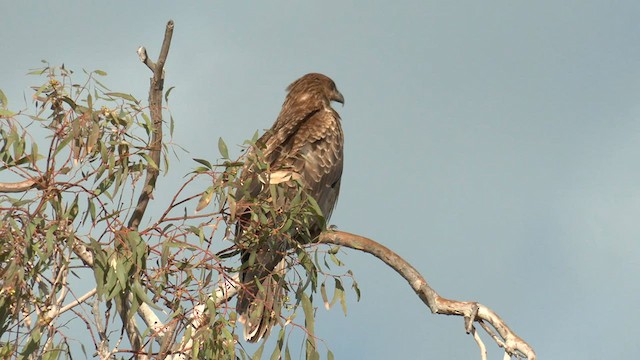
[3,1,640,359]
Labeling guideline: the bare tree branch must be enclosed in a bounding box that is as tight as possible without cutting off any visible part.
[317,230,536,360]
[0,178,40,193]
[72,236,94,266]
[471,327,488,360]
[137,47,155,73]
[128,19,174,231]
[45,288,97,320]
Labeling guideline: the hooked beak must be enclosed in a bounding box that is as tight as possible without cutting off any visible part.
[332,90,345,105]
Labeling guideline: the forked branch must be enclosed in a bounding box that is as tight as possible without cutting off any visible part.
[128,19,174,231]
[317,230,536,360]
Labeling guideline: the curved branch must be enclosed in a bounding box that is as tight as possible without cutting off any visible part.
[317,230,536,360]
[128,19,174,231]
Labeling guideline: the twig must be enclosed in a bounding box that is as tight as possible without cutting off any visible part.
[45,288,97,320]
[137,47,155,72]
[471,326,488,360]
[317,230,536,360]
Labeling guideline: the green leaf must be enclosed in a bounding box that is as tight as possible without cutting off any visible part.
[20,328,40,357]
[141,153,159,170]
[105,92,139,103]
[320,282,330,310]
[93,77,111,91]
[285,345,291,360]
[9,198,32,207]
[0,89,8,109]
[331,278,345,314]
[42,347,61,360]
[133,281,161,310]
[66,195,79,221]
[163,147,170,175]
[306,196,324,218]
[12,135,24,160]
[27,67,48,75]
[301,292,315,336]
[218,137,229,159]
[126,230,146,266]
[54,133,74,157]
[33,82,49,98]
[195,186,214,212]
[247,251,257,267]
[269,328,286,360]
[61,96,77,110]
[252,341,265,360]
[301,291,320,360]
[335,279,348,316]
[193,166,211,174]
[329,252,344,267]
[94,69,107,76]
[115,260,127,289]
[193,158,212,169]
[352,278,361,301]
[30,142,39,167]
[164,86,175,102]
[0,109,16,117]
[140,112,152,136]
[169,113,175,137]
[130,287,141,318]
[96,174,115,195]
[88,198,96,222]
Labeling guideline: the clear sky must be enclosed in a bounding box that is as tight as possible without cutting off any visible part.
[2,1,640,359]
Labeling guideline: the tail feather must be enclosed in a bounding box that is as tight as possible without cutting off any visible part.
[237,259,286,342]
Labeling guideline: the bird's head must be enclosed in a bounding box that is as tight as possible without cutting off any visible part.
[286,73,344,106]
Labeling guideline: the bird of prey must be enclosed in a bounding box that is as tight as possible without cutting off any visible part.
[235,73,345,342]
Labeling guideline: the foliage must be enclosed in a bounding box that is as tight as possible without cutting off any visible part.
[0,65,358,359]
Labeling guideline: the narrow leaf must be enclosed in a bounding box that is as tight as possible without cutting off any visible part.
[54,133,74,157]
[164,86,175,102]
[0,89,8,108]
[218,137,229,159]
[141,153,158,170]
[105,92,139,103]
[195,186,214,212]
[252,341,265,360]
[192,158,212,169]
[0,109,16,117]
[301,292,315,336]
[321,282,330,310]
